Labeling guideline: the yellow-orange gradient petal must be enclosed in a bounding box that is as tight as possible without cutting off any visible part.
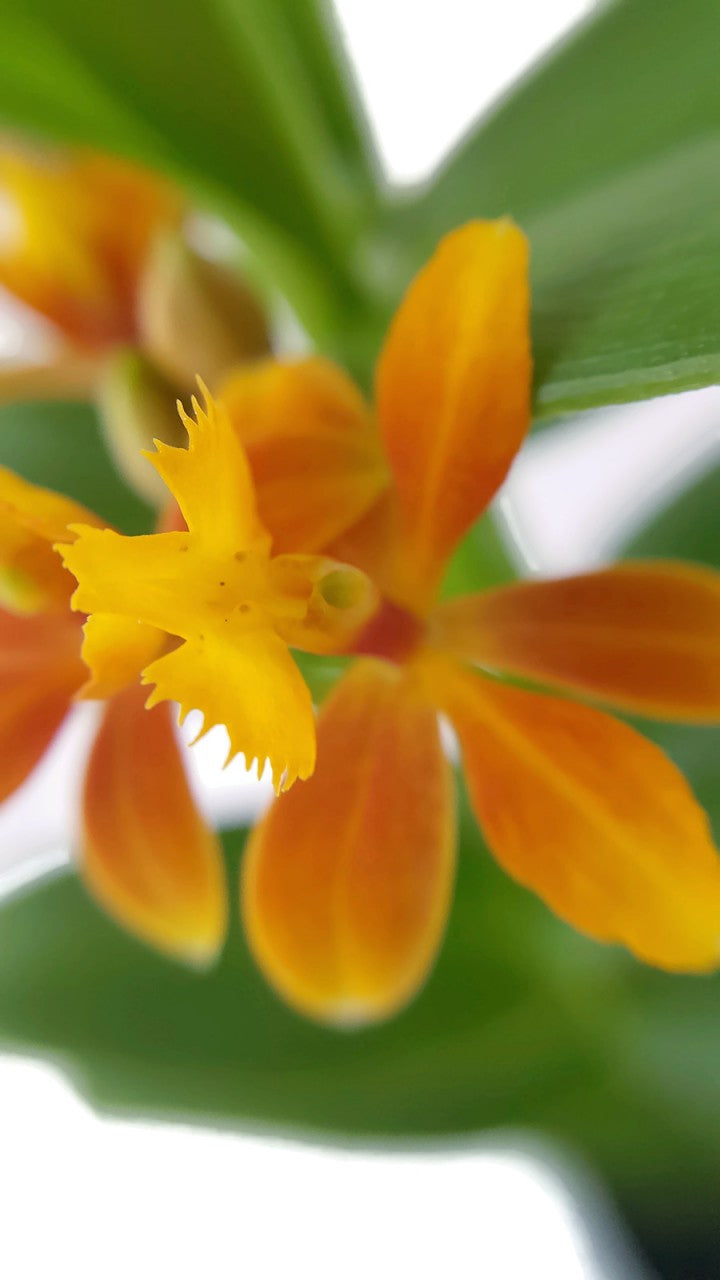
[82,682,226,964]
[376,220,531,609]
[430,560,720,721]
[242,659,456,1024]
[0,145,180,347]
[148,386,267,556]
[72,152,182,332]
[0,466,102,545]
[0,606,85,802]
[221,357,387,553]
[0,147,122,345]
[142,628,315,792]
[0,465,102,612]
[423,655,720,971]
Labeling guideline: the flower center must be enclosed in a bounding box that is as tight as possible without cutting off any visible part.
[352,598,424,664]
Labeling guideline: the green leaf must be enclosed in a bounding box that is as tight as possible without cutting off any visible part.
[393,0,720,417]
[0,802,717,1258]
[293,651,350,704]
[0,814,642,1154]
[440,510,519,599]
[269,0,378,185]
[0,0,380,338]
[622,461,720,566]
[0,399,152,533]
[600,462,720,1270]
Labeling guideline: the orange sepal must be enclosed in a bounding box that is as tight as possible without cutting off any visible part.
[72,153,183,337]
[430,560,720,721]
[376,220,531,609]
[0,606,85,803]
[242,659,456,1025]
[0,145,181,347]
[422,655,720,972]
[81,682,227,965]
[220,357,387,553]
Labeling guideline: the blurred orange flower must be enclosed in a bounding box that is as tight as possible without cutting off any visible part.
[235,221,720,1025]
[0,142,181,350]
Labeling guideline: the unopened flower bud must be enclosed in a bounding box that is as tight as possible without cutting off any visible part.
[136,233,271,389]
[98,347,185,506]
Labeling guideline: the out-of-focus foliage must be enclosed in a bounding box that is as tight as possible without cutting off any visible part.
[0,400,151,532]
[0,463,718,1274]
[0,2,719,414]
[0,0,379,339]
[625,461,720,567]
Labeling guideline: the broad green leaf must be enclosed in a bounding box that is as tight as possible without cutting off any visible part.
[0,399,152,533]
[392,0,720,417]
[0,0,380,338]
[603,464,720,1274]
[0,801,718,1266]
[270,0,377,184]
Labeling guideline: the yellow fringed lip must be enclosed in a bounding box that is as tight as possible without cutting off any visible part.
[58,384,378,793]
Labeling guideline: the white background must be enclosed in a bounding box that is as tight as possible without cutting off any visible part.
[2,1,718,1275]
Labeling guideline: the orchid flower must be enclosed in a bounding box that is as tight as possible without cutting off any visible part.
[0,142,181,352]
[0,393,375,960]
[225,221,720,1025]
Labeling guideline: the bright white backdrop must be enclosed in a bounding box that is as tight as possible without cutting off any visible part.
[2,1,717,1275]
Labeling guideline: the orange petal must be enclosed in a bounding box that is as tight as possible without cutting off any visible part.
[421,655,720,971]
[376,220,531,609]
[220,357,387,553]
[72,152,182,338]
[0,606,85,802]
[326,488,414,611]
[0,466,102,546]
[81,682,227,964]
[242,659,456,1025]
[0,465,102,612]
[430,560,720,721]
[0,145,180,347]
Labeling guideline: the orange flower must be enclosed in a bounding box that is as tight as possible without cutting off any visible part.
[0,140,273,509]
[0,465,226,964]
[1,392,376,961]
[240,220,720,1025]
[0,141,181,350]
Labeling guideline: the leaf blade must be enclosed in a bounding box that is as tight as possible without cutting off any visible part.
[394,0,720,416]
